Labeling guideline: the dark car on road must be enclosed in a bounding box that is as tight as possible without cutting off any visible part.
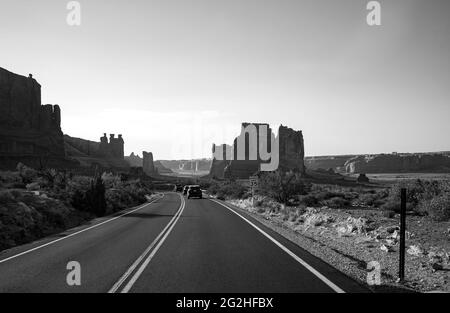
[183,185,190,195]
[175,184,183,192]
[187,185,202,199]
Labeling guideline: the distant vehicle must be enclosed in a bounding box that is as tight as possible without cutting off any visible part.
[187,185,202,199]
[175,184,183,192]
[183,185,190,195]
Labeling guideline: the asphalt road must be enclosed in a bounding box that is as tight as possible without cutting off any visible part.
[0,192,368,293]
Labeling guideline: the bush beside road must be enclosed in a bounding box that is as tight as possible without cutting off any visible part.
[0,164,154,252]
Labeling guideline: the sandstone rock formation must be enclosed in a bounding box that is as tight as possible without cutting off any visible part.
[153,161,173,174]
[278,125,305,173]
[64,133,127,169]
[209,123,305,179]
[125,152,143,167]
[143,151,156,175]
[0,67,67,169]
[357,173,369,183]
[99,133,124,159]
[124,152,173,175]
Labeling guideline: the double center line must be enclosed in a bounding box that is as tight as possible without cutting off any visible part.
[108,193,186,293]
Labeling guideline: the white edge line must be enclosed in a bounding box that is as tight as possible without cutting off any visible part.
[0,193,166,264]
[210,199,346,294]
[120,196,186,293]
[108,194,184,293]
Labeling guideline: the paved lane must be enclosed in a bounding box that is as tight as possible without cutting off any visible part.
[127,197,368,293]
[0,192,367,293]
[0,193,182,292]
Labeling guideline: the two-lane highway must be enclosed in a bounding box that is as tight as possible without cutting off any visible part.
[0,192,368,293]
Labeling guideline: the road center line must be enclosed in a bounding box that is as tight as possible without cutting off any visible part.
[210,199,345,293]
[119,195,186,293]
[0,194,165,264]
[108,194,185,293]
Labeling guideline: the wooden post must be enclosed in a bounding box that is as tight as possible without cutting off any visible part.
[399,188,407,282]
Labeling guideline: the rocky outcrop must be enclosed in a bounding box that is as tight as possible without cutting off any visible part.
[65,133,124,160]
[344,154,450,173]
[64,134,128,169]
[0,67,67,169]
[125,152,143,167]
[223,123,274,179]
[357,173,369,183]
[143,151,156,175]
[278,125,305,173]
[209,123,305,179]
[153,161,173,174]
[125,153,173,175]
[99,133,124,159]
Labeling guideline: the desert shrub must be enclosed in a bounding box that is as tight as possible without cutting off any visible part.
[323,196,350,209]
[297,194,319,207]
[253,198,265,207]
[70,177,106,216]
[104,179,152,213]
[87,177,107,216]
[198,179,213,189]
[257,171,310,204]
[101,172,122,189]
[382,179,450,214]
[208,181,248,200]
[359,193,378,206]
[380,197,404,212]
[0,189,91,251]
[207,181,221,195]
[16,163,37,185]
[416,194,450,221]
[106,189,133,212]
[0,190,15,204]
[359,189,388,207]
[0,171,22,188]
[311,188,354,202]
[382,210,396,218]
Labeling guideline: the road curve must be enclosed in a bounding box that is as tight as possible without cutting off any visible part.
[0,192,368,293]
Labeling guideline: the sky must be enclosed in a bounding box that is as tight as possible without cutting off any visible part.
[1,0,449,159]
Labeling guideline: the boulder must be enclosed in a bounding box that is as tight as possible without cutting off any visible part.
[407,245,424,257]
[357,173,369,183]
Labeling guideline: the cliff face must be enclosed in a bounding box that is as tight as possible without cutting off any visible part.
[124,152,173,175]
[65,133,124,160]
[143,151,156,175]
[304,155,354,171]
[344,154,450,173]
[208,123,305,179]
[0,67,66,168]
[278,125,305,173]
[64,134,128,169]
[125,152,143,167]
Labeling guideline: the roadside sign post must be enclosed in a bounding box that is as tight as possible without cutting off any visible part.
[249,176,258,206]
[399,188,407,282]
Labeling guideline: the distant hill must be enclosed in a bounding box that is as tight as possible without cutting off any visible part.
[305,151,450,173]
